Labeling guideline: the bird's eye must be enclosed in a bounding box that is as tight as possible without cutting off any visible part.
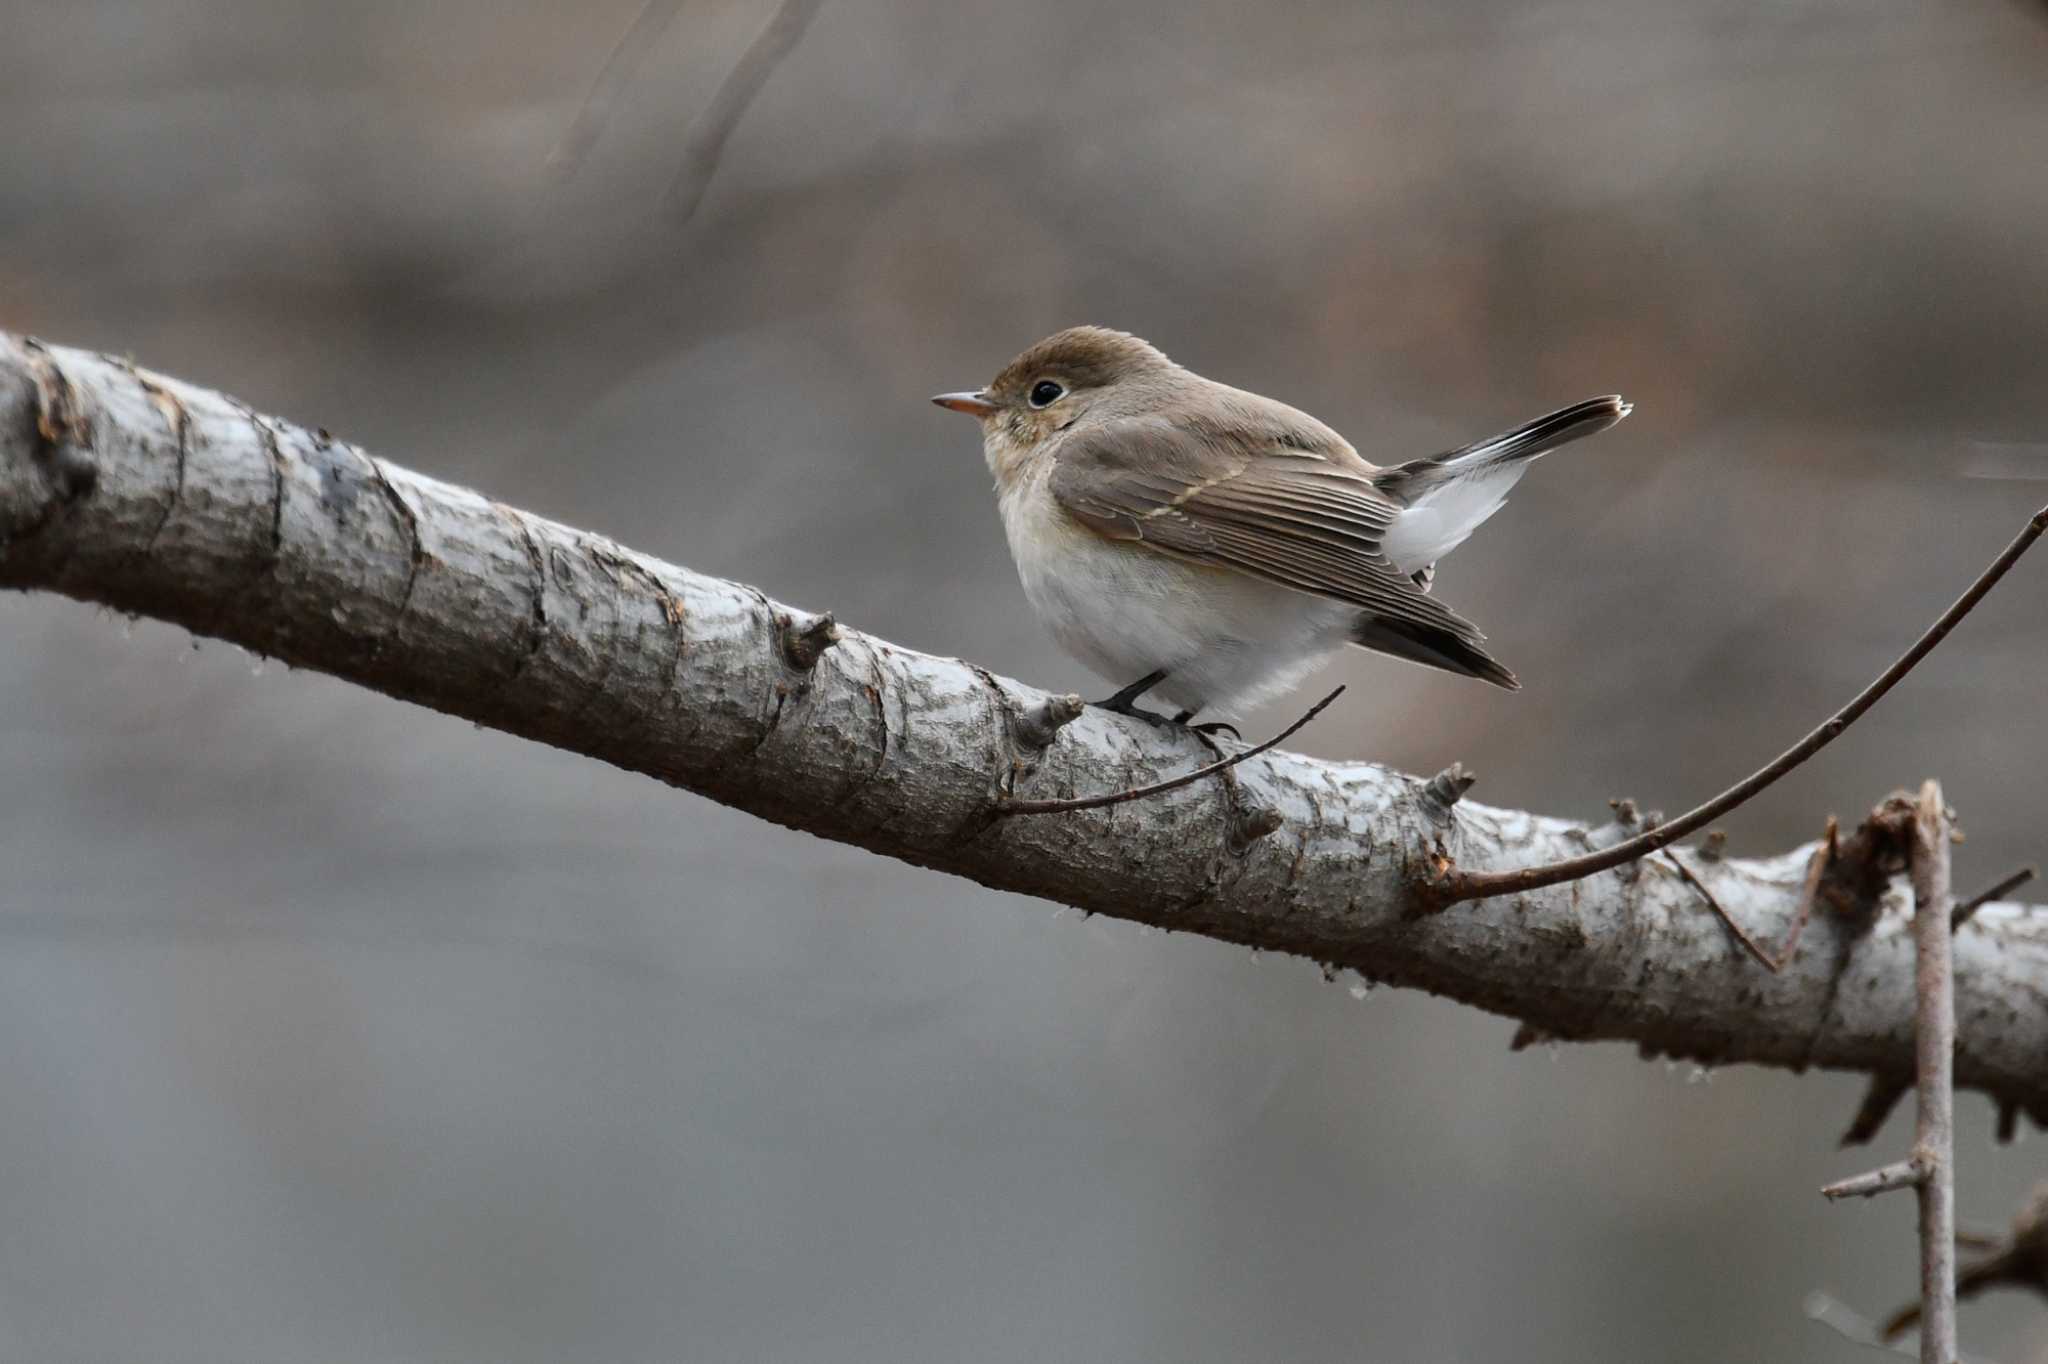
[1028,379,1065,408]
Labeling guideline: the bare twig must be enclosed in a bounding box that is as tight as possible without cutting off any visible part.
[546,0,689,181]
[1823,1157,1928,1201]
[998,687,1344,816]
[1781,818,1837,967]
[1429,510,2048,907]
[1825,784,1957,1363]
[1953,864,2035,928]
[1907,781,1958,1364]
[668,0,828,224]
[1662,849,1779,971]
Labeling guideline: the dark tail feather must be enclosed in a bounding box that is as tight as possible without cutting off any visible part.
[1375,395,1630,502]
[1350,614,1519,691]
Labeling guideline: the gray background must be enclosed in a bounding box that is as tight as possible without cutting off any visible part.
[5,0,2048,1359]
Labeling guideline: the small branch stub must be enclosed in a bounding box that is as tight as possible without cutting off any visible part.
[15,338,97,502]
[1014,693,1083,751]
[776,609,840,670]
[1421,763,1476,818]
[1228,804,1285,856]
[1822,1156,1928,1201]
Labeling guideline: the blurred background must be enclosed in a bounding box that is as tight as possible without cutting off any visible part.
[4,0,2048,1359]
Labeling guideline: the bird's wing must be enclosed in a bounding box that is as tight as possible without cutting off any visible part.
[1046,415,1491,649]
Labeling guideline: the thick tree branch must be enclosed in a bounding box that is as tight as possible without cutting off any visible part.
[7,332,2048,1123]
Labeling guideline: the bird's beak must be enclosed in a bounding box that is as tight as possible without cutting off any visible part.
[931,391,1000,419]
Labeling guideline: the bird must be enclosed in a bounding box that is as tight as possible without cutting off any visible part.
[932,326,1629,727]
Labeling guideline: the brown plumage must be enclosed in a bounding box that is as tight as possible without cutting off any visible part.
[934,325,1629,720]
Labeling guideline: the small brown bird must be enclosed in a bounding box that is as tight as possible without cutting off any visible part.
[934,326,1629,725]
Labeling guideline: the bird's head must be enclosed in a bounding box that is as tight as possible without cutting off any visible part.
[933,326,1176,483]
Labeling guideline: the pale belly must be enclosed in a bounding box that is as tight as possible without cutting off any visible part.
[997,475,1355,716]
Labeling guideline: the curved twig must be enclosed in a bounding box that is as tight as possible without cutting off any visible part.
[1430,507,2048,907]
[997,687,1344,816]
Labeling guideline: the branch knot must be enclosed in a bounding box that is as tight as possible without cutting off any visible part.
[1420,763,1475,819]
[776,609,840,671]
[1013,693,1083,752]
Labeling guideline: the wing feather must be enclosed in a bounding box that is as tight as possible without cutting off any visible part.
[1046,418,1494,648]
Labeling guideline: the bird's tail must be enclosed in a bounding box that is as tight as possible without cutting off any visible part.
[1375,395,1630,576]
[1349,613,1520,691]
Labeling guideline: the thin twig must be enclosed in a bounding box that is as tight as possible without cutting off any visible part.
[1818,785,1957,1364]
[1430,505,2048,906]
[998,687,1344,817]
[1907,780,1958,1364]
[1953,864,2035,928]
[1823,1157,1928,1201]
[668,0,828,224]
[1662,849,1779,971]
[546,0,689,182]
[1780,818,1837,967]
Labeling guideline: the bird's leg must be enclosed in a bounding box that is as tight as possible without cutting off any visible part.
[1178,713,1242,741]
[1091,669,1174,726]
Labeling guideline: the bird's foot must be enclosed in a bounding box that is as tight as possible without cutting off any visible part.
[1090,669,1174,727]
[1092,697,1178,728]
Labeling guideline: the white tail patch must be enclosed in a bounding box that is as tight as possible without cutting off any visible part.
[1375,395,1629,576]
[1380,458,1529,575]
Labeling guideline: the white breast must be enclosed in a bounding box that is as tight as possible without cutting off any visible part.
[995,464,1353,717]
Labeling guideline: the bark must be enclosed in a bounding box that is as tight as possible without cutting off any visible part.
[5,332,2047,1122]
